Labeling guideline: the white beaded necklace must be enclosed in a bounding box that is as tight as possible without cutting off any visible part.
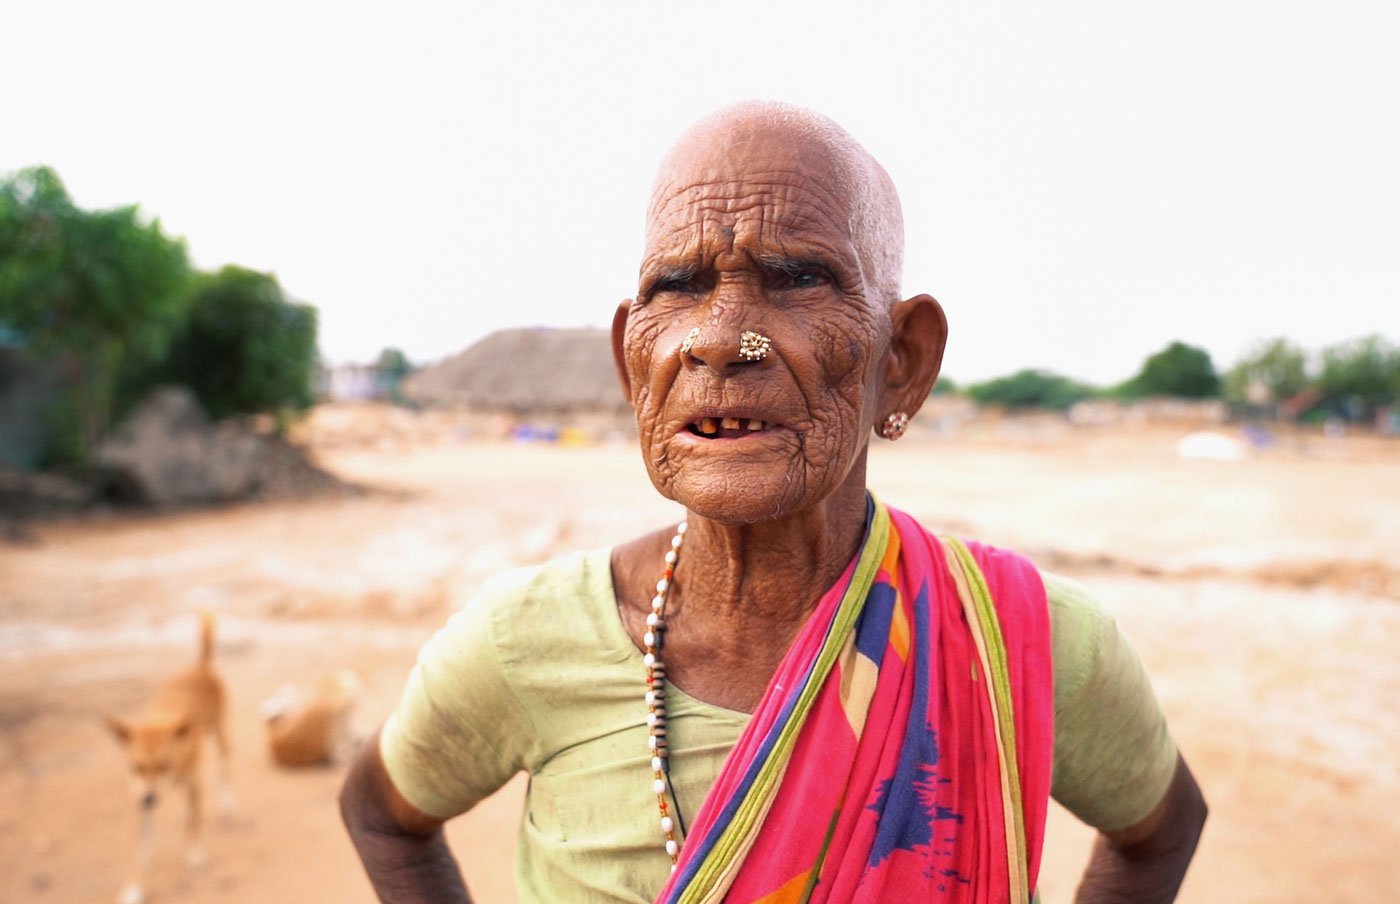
[645,520,687,868]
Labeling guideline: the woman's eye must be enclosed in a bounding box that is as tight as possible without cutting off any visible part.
[776,269,826,290]
[651,271,704,296]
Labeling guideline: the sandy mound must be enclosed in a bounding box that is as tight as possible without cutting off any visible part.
[402,327,628,413]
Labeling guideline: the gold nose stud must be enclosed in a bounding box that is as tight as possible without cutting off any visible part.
[738,330,772,362]
[680,328,701,355]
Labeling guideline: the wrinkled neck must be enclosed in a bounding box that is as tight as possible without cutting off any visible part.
[666,470,871,631]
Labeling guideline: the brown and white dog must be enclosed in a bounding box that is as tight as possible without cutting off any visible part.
[106,611,232,904]
[259,669,364,768]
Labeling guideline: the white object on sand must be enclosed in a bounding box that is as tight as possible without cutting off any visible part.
[1176,431,1247,461]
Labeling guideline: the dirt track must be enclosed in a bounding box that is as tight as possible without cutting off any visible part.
[2,419,1398,903]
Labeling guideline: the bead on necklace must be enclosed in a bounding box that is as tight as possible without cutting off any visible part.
[646,520,686,868]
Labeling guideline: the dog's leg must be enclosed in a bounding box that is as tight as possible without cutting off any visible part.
[183,776,206,870]
[213,713,236,817]
[117,808,153,904]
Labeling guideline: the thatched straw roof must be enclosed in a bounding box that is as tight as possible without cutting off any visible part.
[402,327,630,413]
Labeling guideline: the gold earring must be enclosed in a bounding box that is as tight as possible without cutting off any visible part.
[880,412,910,440]
[738,330,772,362]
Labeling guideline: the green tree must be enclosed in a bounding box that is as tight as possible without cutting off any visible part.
[375,347,413,401]
[1316,334,1400,419]
[1224,337,1309,406]
[965,369,1099,411]
[930,374,958,396]
[0,166,192,463]
[1123,341,1221,399]
[154,266,318,420]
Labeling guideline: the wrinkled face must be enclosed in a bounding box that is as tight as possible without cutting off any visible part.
[621,132,892,523]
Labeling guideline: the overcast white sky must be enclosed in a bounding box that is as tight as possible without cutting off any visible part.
[5,1,1397,384]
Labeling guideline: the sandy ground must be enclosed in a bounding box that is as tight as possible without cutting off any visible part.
[2,419,1399,903]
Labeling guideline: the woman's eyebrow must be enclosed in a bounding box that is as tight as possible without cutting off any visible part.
[656,263,699,282]
[754,252,836,277]
[639,262,701,298]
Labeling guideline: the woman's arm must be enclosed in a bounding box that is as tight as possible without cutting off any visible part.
[1074,753,1207,903]
[340,727,472,904]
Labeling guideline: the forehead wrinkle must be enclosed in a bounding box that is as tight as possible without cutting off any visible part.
[645,224,854,280]
[647,181,856,268]
[650,168,850,224]
[648,102,906,304]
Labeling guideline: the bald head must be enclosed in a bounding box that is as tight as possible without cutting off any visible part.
[648,101,906,306]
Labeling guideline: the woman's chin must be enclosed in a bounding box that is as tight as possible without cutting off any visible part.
[660,473,818,525]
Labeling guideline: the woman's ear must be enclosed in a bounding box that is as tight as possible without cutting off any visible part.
[610,299,635,407]
[879,293,948,420]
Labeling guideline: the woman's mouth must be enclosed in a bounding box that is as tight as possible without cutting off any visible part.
[686,416,771,439]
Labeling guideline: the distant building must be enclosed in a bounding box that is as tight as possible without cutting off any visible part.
[0,344,63,469]
[320,363,385,402]
[401,327,629,415]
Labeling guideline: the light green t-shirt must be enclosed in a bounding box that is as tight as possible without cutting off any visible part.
[381,547,1176,903]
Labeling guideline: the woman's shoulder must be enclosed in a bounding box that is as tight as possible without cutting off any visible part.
[962,545,1112,702]
[927,528,1107,700]
[953,536,1044,591]
[462,545,638,683]
[468,546,612,610]
[933,532,1100,652]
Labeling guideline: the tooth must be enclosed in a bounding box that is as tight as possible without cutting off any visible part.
[699,418,717,435]
[720,417,740,430]
[747,419,764,431]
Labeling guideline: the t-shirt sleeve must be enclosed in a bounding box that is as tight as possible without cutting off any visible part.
[379,571,539,820]
[1044,572,1178,832]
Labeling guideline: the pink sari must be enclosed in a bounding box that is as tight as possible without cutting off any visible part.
[656,499,1053,904]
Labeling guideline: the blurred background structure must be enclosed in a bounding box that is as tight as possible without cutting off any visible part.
[2,2,1399,902]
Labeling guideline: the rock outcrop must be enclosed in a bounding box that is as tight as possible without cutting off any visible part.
[96,387,347,506]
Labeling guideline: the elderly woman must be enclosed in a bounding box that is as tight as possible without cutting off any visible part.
[341,103,1207,903]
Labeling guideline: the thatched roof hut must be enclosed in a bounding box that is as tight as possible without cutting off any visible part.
[402,327,629,414]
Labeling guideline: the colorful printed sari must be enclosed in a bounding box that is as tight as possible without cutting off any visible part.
[655,497,1053,904]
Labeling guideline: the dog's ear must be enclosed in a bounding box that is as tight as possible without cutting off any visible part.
[106,717,131,744]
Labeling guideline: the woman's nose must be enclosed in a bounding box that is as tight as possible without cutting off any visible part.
[681,327,774,373]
